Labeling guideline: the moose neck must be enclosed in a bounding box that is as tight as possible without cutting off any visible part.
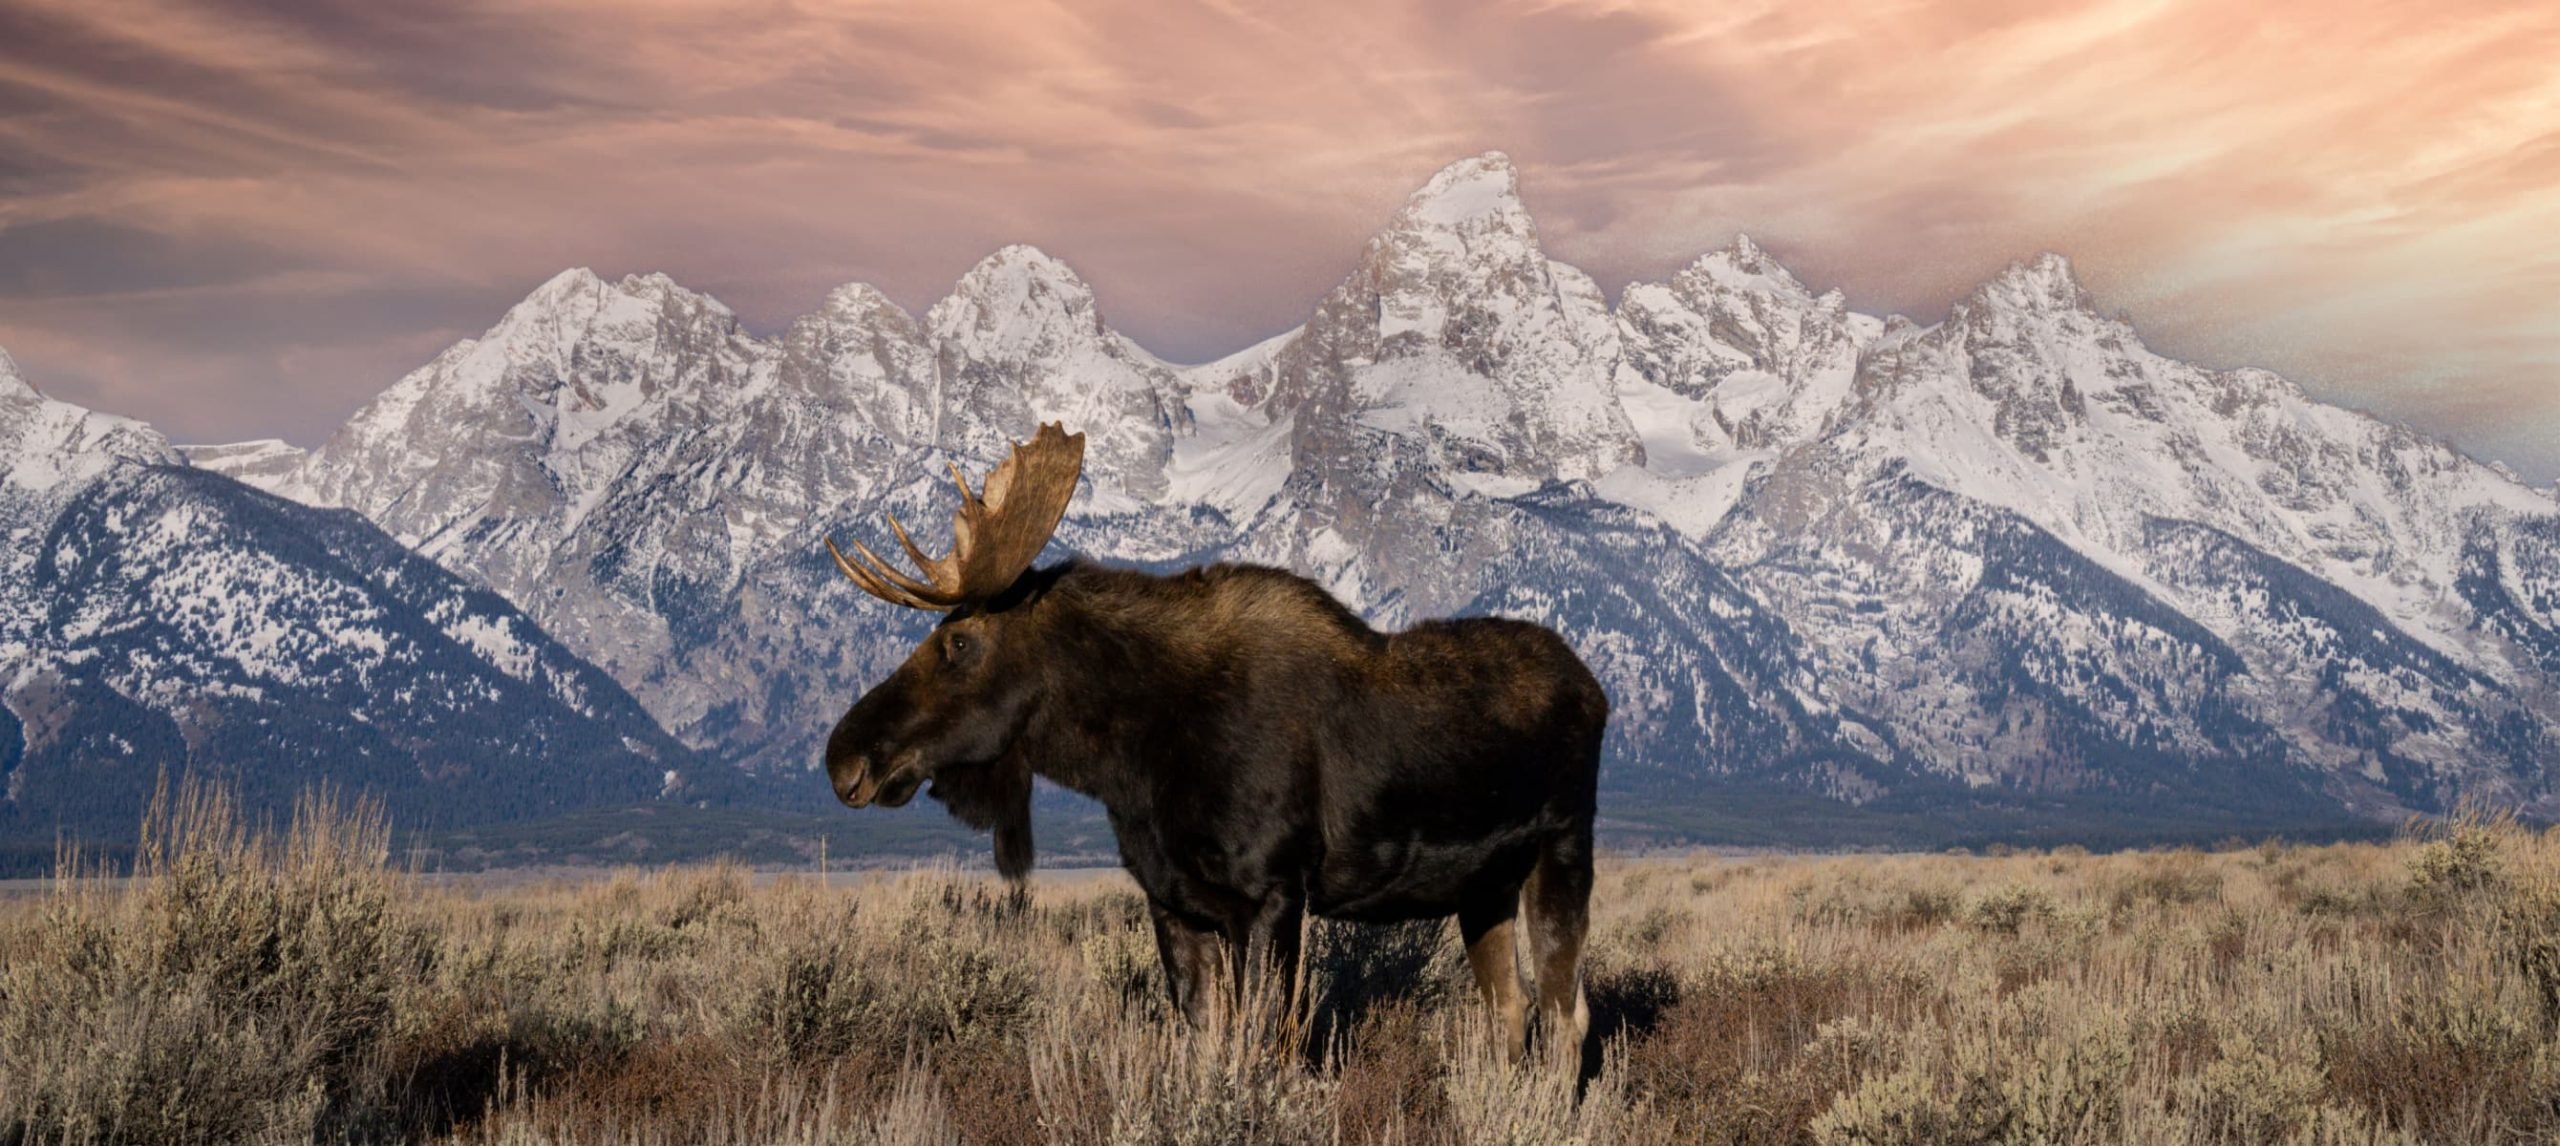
[1012,563,1210,806]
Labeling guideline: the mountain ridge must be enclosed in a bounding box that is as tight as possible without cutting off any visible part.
[0,367,703,846]
[45,150,2560,833]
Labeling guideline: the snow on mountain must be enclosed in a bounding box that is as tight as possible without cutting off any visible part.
[929,246,1187,506]
[258,266,933,748]
[1843,253,2553,647]
[774,281,939,449]
[283,267,771,546]
[1600,235,1886,538]
[2,348,182,657]
[179,439,308,487]
[1616,234,1879,451]
[1,347,178,500]
[1810,255,2556,683]
[194,154,2560,826]
[0,352,693,839]
[1643,249,2560,814]
[1155,152,1650,621]
[1269,152,1638,494]
[1168,330,1298,520]
[239,246,1220,770]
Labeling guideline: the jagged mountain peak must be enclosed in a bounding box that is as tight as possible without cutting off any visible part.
[1400,151,1528,230]
[958,243,1088,290]
[928,244,1118,361]
[944,244,1097,309]
[1666,234,1821,306]
[521,265,604,302]
[279,257,770,549]
[1701,232,1804,284]
[923,245,1181,501]
[1967,252,2095,316]
[1364,152,1545,283]
[521,266,725,308]
[814,280,917,326]
[1824,244,2560,711]
[1236,149,1638,609]
[781,281,935,440]
[0,345,31,399]
[1905,251,2151,430]
[1612,234,1875,463]
[487,267,737,360]
[0,350,178,496]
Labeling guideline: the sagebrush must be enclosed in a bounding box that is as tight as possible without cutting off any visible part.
[4,788,2556,1144]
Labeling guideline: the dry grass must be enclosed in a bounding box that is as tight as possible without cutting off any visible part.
[5,788,2559,1144]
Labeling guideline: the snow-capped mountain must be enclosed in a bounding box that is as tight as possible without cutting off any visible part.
[928,246,1188,504]
[191,152,2560,828]
[1186,153,1645,621]
[266,266,897,744]
[1269,154,1639,491]
[0,356,695,841]
[1668,252,2560,814]
[232,255,1219,766]
[3,346,183,657]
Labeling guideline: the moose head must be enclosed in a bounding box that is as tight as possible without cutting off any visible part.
[821,422,1085,878]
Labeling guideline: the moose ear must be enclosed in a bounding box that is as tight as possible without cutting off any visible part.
[925,756,1035,883]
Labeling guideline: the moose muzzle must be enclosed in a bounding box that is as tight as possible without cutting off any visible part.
[832,753,926,809]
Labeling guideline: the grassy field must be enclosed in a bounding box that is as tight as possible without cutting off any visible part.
[3,788,2557,1144]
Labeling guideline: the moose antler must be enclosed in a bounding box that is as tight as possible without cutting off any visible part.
[827,423,1086,610]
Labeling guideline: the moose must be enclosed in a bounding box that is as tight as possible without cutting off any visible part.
[822,423,1607,1061]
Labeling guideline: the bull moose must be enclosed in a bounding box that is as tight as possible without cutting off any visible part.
[821,423,1606,1061]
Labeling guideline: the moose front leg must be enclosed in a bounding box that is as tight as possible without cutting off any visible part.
[1228,893,1306,1022]
[1148,898,1224,1026]
[1184,892,1306,1051]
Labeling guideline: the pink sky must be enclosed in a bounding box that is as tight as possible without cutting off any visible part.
[1,0,2553,479]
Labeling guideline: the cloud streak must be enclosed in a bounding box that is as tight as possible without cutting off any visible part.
[0,0,2551,478]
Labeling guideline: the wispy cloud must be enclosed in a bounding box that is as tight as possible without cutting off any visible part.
[0,0,2551,476]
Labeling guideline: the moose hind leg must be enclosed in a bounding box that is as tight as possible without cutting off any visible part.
[1458,895,1530,1061]
[1521,830,1593,1068]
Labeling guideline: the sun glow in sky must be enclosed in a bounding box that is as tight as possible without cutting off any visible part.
[1,0,2553,479]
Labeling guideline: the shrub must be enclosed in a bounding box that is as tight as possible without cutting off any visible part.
[8,791,2560,1144]
[0,782,430,1143]
[2183,1026,2327,1142]
[1031,985,1335,1146]
[724,929,884,1063]
[1812,1046,2013,1146]
[1965,884,2053,936]
[2409,819,2507,900]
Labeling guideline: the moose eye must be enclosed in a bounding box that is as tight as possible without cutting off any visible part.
[945,632,972,661]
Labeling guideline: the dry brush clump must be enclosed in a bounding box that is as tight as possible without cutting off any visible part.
[0,782,433,1144]
[8,797,2560,1143]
